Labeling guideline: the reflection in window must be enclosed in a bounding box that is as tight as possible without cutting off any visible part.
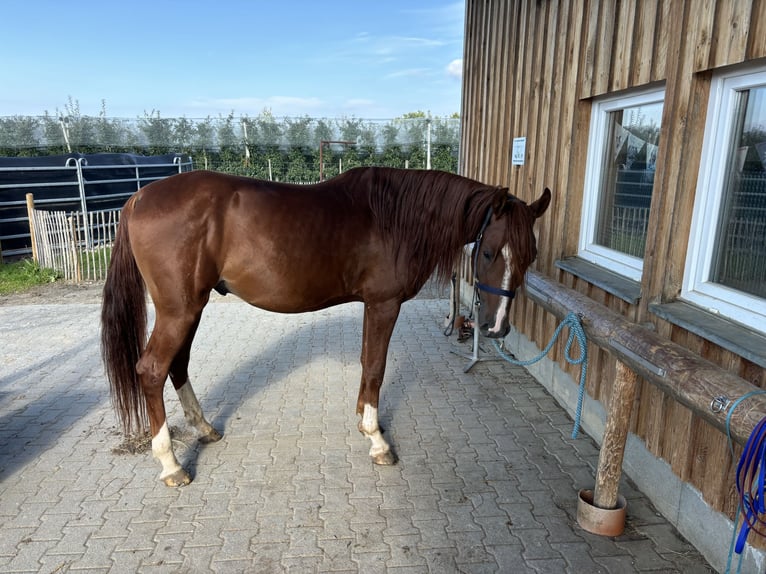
[596,102,662,258]
[580,88,665,280]
[711,86,766,298]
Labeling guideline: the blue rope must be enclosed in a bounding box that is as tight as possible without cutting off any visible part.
[491,311,588,439]
[724,390,766,574]
[726,507,742,574]
[726,390,766,459]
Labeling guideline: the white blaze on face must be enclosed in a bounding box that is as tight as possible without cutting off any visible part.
[488,244,513,335]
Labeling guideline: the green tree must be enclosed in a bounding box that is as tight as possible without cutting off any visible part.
[0,116,40,154]
[139,110,175,154]
[285,147,313,182]
[337,117,364,143]
[0,104,462,174]
[284,116,313,148]
[52,97,101,153]
[96,100,124,151]
[380,144,405,168]
[193,116,216,169]
[381,121,399,147]
[256,109,282,147]
[312,119,335,147]
[41,112,67,153]
[173,117,196,151]
[216,112,241,167]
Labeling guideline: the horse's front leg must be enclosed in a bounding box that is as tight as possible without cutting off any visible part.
[357,300,401,465]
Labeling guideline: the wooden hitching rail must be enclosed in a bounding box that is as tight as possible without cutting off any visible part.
[524,271,766,447]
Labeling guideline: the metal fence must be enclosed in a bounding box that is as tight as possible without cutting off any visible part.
[26,178,321,283]
[0,154,191,259]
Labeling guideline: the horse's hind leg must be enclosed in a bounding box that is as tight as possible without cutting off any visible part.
[137,311,200,487]
[169,317,223,444]
[357,300,401,465]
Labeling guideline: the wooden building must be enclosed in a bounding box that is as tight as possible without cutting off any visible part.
[459,1,766,570]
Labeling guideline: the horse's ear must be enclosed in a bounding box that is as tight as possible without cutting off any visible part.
[491,187,511,214]
[529,187,552,219]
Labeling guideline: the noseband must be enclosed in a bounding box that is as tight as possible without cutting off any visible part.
[473,207,517,302]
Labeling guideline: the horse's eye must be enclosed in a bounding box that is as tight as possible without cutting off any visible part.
[483,250,492,260]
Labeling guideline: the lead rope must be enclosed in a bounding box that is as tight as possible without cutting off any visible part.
[491,311,588,439]
[724,390,766,574]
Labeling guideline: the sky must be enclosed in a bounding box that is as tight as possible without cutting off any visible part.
[0,1,465,120]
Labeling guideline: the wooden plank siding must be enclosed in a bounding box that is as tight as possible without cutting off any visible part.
[459,0,766,519]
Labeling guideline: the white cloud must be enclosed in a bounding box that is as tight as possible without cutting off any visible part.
[343,31,448,61]
[391,36,446,48]
[446,59,463,79]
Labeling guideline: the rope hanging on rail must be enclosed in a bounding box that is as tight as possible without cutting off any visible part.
[491,311,589,439]
[724,390,766,574]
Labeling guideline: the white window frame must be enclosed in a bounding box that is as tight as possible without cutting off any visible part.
[579,87,666,281]
[683,67,766,332]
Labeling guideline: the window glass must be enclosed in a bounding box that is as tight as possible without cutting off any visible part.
[595,102,662,258]
[710,86,766,298]
[684,68,766,332]
[579,88,664,281]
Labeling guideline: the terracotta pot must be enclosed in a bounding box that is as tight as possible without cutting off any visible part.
[576,488,627,537]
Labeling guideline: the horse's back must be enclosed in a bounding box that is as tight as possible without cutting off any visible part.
[124,170,389,312]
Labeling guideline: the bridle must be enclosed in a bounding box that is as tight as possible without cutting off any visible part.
[443,206,518,337]
[472,207,517,308]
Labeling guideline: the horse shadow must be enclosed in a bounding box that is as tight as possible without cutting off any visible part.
[172,299,434,480]
[0,297,445,483]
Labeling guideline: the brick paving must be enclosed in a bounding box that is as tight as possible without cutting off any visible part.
[0,295,715,573]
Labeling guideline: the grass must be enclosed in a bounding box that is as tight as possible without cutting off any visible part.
[79,246,112,276]
[0,259,61,295]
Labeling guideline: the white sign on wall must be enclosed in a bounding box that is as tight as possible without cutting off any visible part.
[512,137,526,165]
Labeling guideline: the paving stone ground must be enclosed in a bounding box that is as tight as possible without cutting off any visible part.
[0,293,716,573]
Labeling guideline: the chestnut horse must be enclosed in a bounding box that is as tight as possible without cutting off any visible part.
[101,167,550,486]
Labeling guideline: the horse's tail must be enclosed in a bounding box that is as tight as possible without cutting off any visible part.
[101,200,148,435]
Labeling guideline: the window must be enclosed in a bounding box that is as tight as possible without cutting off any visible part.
[684,68,766,333]
[580,88,665,281]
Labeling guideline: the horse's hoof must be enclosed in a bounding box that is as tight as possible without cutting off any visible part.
[162,469,192,487]
[199,428,223,444]
[372,450,397,465]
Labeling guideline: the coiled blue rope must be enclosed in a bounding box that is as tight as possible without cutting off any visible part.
[491,311,588,439]
[724,390,766,574]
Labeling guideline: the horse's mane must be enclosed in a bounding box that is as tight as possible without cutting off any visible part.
[336,167,537,291]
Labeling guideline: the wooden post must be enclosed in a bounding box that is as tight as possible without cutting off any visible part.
[26,193,38,263]
[594,360,639,509]
[69,215,81,283]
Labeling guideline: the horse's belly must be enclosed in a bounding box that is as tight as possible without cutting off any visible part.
[220,274,359,313]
